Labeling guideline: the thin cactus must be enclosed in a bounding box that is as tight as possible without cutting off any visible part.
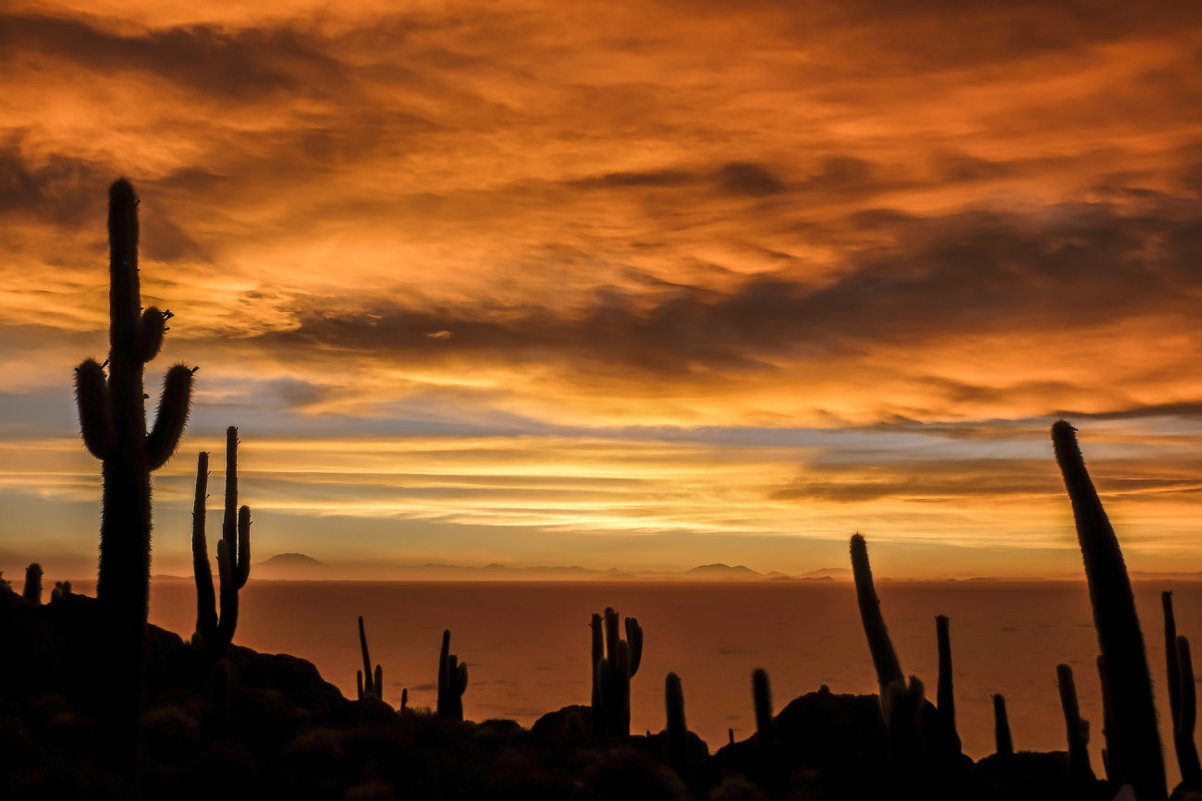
[437,629,468,720]
[1056,663,1096,791]
[590,607,644,738]
[993,693,1013,757]
[752,668,773,750]
[1176,636,1201,788]
[1052,421,1165,801]
[356,616,385,702]
[935,615,961,757]
[851,533,904,694]
[191,427,251,657]
[75,179,196,779]
[1165,592,1199,787]
[728,727,735,746]
[400,687,408,714]
[665,672,687,772]
[23,563,42,605]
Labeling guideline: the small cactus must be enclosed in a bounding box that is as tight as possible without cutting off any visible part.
[1176,636,1201,789]
[935,615,961,757]
[1052,421,1165,800]
[23,563,42,605]
[1056,663,1096,790]
[752,668,773,750]
[356,616,385,703]
[590,607,644,738]
[665,672,687,772]
[437,629,468,720]
[50,580,72,602]
[993,693,1013,757]
[191,427,251,657]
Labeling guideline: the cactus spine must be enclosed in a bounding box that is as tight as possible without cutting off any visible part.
[1056,663,1096,791]
[437,629,468,720]
[665,672,687,772]
[992,693,1013,757]
[191,427,251,657]
[591,607,644,738]
[75,179,195,778]
[752,668,773,749]
[1052,421,1165,800]
[356,616,384,702]
[1176,636,1201,788]
[23,563,42,605]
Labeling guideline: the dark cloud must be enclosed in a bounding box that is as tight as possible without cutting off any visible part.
[258,192,1202,377]
[0,13,348,101]
[713,162,785,196]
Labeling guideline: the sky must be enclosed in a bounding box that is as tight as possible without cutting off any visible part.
[3,0,1202,579]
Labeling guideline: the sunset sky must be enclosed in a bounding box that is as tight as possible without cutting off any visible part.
[4,0,1202,578]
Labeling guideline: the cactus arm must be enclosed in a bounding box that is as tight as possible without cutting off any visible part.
[455,661,468,720]
[134,307,166,363]
[591,614,603,712]
[192,452,217,641]
[438,629,450,716]
[851,533,905,693]
[75,359,115,459]
[23,563,42,605]
[1052,421,1165,800]
[215,538,239,648]
[146,364,194,469]
[356,670,364,701]
[626,617,643,676]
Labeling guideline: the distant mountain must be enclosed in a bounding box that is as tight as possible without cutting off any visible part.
[255,553,327,579]
[684,563,762,579]
[799,567,851,580]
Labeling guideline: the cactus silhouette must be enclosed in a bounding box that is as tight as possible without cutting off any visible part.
[850,533,904,694]
[356,616,385,703]
[191,428,252,657]
[22,563,42,605]
[752,668,773,750]
[1052,421,1165,800]
[665,672,687,772]
[1176,635,1201,788]
[50,580,72,602]
[1097,654,1120,785]
[75,179,196,778]
[590,607,644,738]
[1056,663,1096,791]
[437,629,468,720]
[992,693,1013,757]
[935,615,961,757]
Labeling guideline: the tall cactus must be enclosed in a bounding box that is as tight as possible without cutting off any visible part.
[191,427,251,657]
[1052,421,1165,801]
[356,616,384,703]
[665,672,687,772]
[1056,663,1096,791]
[591,607,644,738]
[437,629,468,720]
[23,563,42,605]
[75,179,195,778]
